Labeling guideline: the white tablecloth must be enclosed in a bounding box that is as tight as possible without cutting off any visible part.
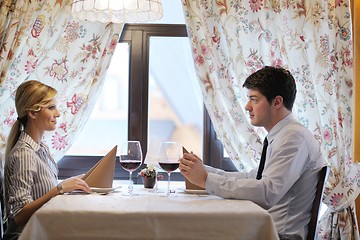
[19,183,279,240]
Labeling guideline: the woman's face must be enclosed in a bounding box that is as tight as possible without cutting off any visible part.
[33,98,61,132]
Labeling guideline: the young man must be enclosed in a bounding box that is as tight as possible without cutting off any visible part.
[179,66,325,240]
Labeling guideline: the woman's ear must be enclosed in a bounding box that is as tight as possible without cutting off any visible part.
[27,110,37,120]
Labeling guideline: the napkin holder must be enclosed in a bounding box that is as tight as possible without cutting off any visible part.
[82,145,117,188]
[182,146,205,190]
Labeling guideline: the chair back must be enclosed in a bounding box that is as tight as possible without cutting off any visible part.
[0,167,4,238]
[307,166,329,240]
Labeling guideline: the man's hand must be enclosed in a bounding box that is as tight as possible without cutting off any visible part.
[179,152,207,189]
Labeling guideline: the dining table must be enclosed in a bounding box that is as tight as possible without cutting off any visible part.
[19,181,279,240]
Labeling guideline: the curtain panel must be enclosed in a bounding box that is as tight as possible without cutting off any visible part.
[182,0,359,238]
[352,0,360,230]
[0,0,123,163]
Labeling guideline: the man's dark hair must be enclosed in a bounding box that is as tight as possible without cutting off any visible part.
[242,66,297,111]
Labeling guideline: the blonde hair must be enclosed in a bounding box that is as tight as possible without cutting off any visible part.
[5,80,57,160]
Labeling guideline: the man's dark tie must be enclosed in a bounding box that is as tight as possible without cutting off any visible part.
[256,137,268,180]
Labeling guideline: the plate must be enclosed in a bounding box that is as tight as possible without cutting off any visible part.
[184,189,208,195]
[90,186,121,194]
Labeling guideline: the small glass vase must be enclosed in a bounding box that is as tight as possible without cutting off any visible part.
[143,177,156,188]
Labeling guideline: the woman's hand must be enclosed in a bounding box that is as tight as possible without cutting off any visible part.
[60,175,91,194]
[15,175,91,225]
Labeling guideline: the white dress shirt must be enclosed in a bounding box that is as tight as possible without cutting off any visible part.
[205,114,325,239]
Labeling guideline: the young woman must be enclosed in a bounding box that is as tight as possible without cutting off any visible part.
[3,80,91,239]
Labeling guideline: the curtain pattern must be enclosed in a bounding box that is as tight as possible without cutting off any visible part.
[0,0,123,162]
[182,0,359,238]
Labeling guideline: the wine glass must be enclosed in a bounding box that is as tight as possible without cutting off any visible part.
[119,141,143,196]
[157,142,181,197]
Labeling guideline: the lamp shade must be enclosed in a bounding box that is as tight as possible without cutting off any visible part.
[72,0,163,23]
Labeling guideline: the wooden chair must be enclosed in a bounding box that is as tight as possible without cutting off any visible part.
[0,169,4,239]
[0,165,7,239]
[307,166,329,240]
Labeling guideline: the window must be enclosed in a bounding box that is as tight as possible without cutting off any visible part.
[58,3,238,181]
[58,23,237,182]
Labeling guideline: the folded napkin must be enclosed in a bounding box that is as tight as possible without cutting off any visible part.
[82,145,117,188]
[182,146,205,190]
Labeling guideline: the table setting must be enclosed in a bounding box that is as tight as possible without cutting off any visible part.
[18,140,279,240]
[19,180,279,240]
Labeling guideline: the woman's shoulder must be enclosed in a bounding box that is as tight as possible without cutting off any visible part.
[9,132,40,154]
[9,140,37,161]
[5,142,37,173]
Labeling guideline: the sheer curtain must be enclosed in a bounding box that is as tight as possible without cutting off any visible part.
[182,0,359,238]
[354,0,360,233]
[0,0,123,162]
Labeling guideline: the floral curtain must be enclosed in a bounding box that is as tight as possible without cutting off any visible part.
[0,0,123,163]
[182,0,359,238]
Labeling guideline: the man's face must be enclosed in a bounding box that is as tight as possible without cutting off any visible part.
[244,89,273,131]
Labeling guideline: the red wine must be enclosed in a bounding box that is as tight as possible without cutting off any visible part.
[120,160,141,172]
[159,162,179,173]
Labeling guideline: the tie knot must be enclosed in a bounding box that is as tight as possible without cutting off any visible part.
[263,137,268,146]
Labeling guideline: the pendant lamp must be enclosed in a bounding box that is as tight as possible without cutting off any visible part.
[72,0,163,23]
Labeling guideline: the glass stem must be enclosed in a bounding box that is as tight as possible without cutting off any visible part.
[167,172,171,197]
[154,170,158,193]
[129,171,133,196]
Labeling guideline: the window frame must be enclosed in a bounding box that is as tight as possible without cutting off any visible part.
[58,24,236,182]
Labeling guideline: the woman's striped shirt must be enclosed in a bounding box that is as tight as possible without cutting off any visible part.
[4,131,58,217]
